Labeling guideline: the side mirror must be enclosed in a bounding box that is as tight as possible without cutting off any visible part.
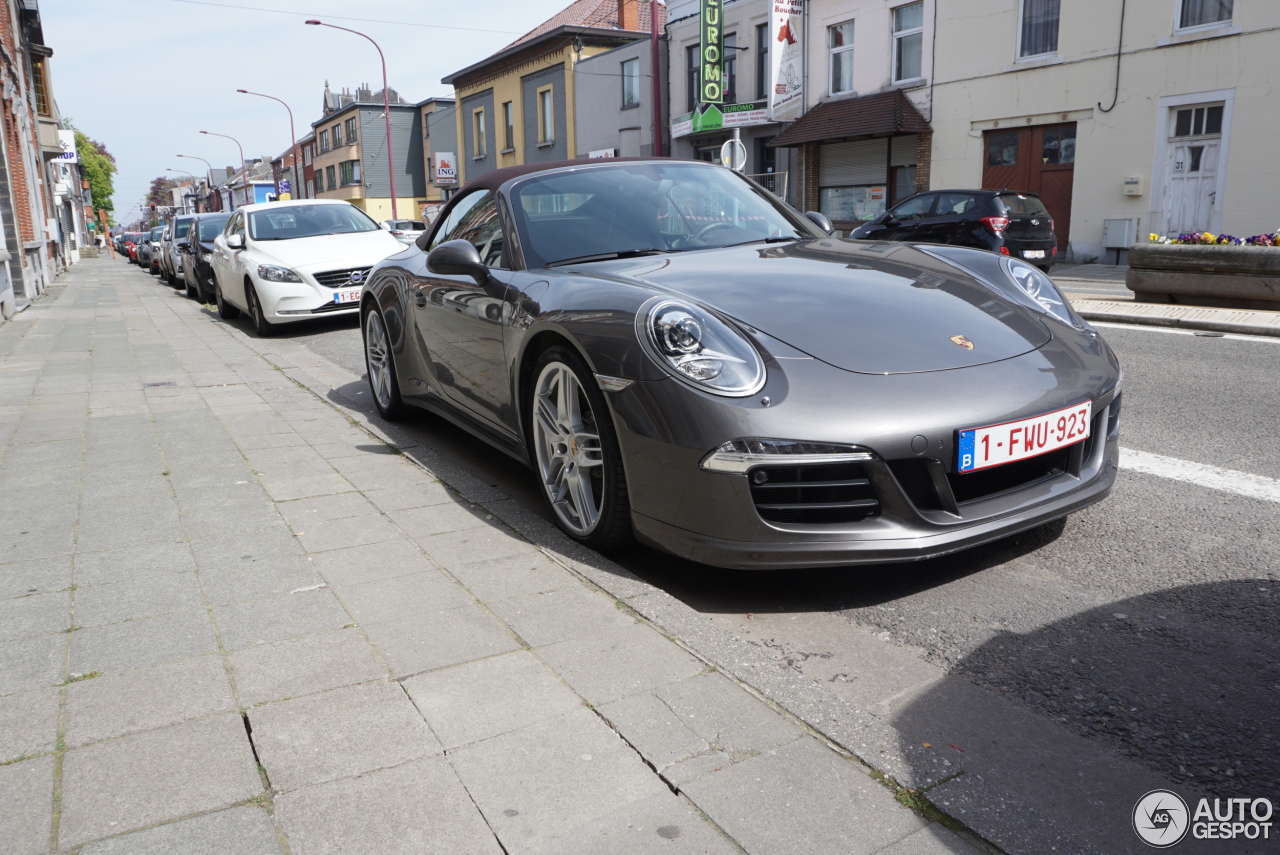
[427,239,488,282]
[177,241,189,250]
[804,211,835,235]
[226,233,244,249]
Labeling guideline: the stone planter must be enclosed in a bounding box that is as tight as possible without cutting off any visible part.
[1126,243,1280,310]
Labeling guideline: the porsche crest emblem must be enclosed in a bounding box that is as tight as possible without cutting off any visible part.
[950,335,975,350]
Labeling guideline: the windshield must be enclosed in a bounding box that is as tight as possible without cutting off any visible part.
[150,228,164,240]
[249,204,379,241]
[173,220,192,238]
[198,215,232,240]
[509,162,818,268]
[997,194,1050,217]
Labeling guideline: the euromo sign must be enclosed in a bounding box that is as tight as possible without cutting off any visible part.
[699,0,725,104]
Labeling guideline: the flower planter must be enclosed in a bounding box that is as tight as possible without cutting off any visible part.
[1126,244,1280,310]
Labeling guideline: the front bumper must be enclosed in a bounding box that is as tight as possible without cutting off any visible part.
[605,331,1121,570]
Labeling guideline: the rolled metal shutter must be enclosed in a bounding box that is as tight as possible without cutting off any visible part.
[819,139,888,186]
[891,134,917,167]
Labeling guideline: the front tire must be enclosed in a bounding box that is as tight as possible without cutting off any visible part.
[246,282,275,337]
[363,304,406,420]
[528,346,632,551]
[214,274,240,319]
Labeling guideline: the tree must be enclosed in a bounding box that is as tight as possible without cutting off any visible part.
[74,130,116,223]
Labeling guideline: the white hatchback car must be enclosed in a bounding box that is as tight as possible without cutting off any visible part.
[210,200,404,335]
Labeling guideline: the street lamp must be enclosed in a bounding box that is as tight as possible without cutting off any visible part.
[305,19,399,219]
[199,130,250,209]
[176,154,213,212]
[166,168,200,213]
[237,89,304,200]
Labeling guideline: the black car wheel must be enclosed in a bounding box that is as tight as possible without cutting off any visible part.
[363,305,406,421]
[214,275,240,320]
[528,345,632,551]
[246,282,275,337]
[184,271,198,300]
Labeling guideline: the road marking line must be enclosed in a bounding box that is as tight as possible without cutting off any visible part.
[1092,321,1280,343]
[1120,448,1280,503]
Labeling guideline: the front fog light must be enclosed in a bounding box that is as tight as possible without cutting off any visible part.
[700,438,874,473]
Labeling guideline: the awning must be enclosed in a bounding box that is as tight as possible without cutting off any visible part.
[769,90,931,148]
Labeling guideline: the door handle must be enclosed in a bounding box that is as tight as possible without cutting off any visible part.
[413,290,427,308]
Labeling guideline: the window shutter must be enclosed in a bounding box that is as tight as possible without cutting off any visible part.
[819,139,889,186]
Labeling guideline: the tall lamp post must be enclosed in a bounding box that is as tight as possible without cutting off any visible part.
[237,89,304,200]
[305,19,398,219]
[166,168,200,213]
[199,130,250,209]
[176,154,215,210]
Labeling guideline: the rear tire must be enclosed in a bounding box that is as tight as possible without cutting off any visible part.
[214,275,240,319]
[527,345,633,552]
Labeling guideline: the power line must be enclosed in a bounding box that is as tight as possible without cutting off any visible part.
[164,0,525,36]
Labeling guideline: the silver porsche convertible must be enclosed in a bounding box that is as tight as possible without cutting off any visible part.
[360,158,1121,569]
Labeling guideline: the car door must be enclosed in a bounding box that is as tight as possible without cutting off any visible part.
[920,192,981,245]
[212,212,245,306]
[879,193,936,242]
[411,190,518,433]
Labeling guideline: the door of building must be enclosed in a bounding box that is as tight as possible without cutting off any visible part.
[1163,104,1223,236]
[982,122,1076,251]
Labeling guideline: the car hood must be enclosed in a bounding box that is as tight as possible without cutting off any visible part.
[593,240,1052,375]
[250,231,403,273]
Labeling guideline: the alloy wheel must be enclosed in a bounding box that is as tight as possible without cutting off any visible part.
[365,308,394,411]
[532,361,605,536]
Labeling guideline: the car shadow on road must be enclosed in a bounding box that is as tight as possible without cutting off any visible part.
[893,579,1280,853]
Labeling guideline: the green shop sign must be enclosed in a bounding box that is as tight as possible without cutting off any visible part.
[671,101,771,139]
[699,0,724,103]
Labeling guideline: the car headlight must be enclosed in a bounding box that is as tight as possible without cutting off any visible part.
[636,297,766,396]
[700,438,874,473]
[257,264,303,283]
[1002,259,1087,329]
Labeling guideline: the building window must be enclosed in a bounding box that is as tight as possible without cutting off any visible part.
[893,3,924,81]
[621,58,640,108]
[319,130,330,153]
[756,23,770,100]
[1178,0,1232,29]
[306,179,315,198]
[345,117,358,144]
[537,86,554,144]
[31,57,49,115]
[829,21,855,94]
[472,108,486,158]
[325,165,336,190]
[503,101,515,150]
[332,123,343,146]
[339,160,361,185]
[1173,104,1224,137]
[723,33,738,103]
[303,145,312,166]
[686,44,700,113]
[1019,0,1060,58]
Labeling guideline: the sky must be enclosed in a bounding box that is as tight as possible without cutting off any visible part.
[41,0,575,226]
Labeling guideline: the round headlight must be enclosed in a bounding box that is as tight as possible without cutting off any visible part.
[637,298,766,396]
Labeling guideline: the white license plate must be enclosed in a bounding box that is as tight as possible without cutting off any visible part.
[1023,250,1045,259]
[333,289,361,304]
[957,401,1092,473]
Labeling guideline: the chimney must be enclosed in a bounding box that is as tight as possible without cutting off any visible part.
[618,0,639,31]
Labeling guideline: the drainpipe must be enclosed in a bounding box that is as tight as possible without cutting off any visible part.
[651,0,663,156]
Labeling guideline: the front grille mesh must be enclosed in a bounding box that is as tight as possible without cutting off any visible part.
[313,266,372,288]
[946,446,1071,505]
[749,461,880,524]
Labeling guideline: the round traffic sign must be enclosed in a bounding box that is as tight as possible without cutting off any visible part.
[720,138,747,172]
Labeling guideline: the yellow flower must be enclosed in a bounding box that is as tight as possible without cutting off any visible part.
[1149,233,1159,242]
[1203,232,1216,242]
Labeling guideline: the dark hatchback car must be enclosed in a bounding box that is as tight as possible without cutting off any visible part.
[850,189,1059,271]
[180,212,233,302]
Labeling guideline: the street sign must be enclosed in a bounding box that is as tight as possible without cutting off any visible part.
[720,138,747,172]
[435,153,457,186]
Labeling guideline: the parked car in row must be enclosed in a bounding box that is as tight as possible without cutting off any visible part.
[160,215,195,287]
[358,158,1119,568]
[849,189,1060,271]
[123,233,144,262]
[181,212,232,303]
[382,219,427,245]
[141,226,165,274]
[210,199,403,335]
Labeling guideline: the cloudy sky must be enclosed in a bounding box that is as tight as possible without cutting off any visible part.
[42,0,572,225]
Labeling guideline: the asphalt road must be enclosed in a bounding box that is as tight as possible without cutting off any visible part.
[226,304,1280,808]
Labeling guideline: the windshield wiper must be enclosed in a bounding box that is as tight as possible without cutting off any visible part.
[724,235,805,248]
[547,248,667,267]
